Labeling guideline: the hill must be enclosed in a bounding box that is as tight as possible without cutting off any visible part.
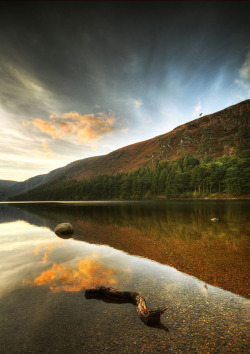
[35,99,250,182]
[1,167,63,201]
[5,99,250,200]
[0,180,18,200]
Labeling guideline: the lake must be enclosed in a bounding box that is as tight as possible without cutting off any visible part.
[0,200,249,353]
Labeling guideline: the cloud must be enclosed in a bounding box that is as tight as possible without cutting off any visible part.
[33,141,53,159]
[42,141,52,158]
[133,99,143,109]
[27,257,117,292]
[24,111,116,144]
[239,50,250,79]
[0,62,60,117]
[42,141,49,151]
[235,50,250,95]
[193,100,202,117]
[23,119,63,139]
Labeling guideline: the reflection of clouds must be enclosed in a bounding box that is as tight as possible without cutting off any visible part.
[42,252,49,262]
[33,244,53,262]
[28,257,117,292]
[34,247,40,256]
[122,267,132,273]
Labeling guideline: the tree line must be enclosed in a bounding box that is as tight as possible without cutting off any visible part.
[12,154,249,201]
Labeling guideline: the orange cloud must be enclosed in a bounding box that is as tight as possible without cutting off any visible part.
[42,141,52,158]
[25,111,116,144]
[26,118,64,139]
[28,257,117,292]
[42,141,49,151]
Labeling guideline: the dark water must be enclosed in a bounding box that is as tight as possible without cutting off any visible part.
[0,201,249,353]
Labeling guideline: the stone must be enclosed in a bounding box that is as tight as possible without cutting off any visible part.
[210,218,219,222]
[54,223,73,236]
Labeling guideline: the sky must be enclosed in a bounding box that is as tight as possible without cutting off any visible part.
[0,1,250,182]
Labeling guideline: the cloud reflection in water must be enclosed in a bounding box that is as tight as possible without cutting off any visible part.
[33,244,53,262]
[27,257,117,292]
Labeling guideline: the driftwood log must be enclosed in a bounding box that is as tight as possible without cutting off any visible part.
[85,286,168,326]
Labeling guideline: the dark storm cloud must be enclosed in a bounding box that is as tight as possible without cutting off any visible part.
[1,1,249,118]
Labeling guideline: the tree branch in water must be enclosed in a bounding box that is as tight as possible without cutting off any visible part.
[85,286,168,326]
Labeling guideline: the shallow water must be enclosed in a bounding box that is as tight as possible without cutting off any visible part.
[1,200,249,297]
[0,201,249,353]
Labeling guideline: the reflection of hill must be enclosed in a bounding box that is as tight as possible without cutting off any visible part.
[1,201,249,298]
[0,203,49,227]
[2,201,248,241]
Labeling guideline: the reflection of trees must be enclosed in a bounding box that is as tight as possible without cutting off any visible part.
[3,201,248,242]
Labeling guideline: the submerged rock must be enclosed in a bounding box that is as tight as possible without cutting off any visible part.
[210,218,219,222]
[54,223,73,237]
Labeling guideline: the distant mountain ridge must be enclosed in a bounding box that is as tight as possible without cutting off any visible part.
[2,99,250,200]
[0,167,63,200]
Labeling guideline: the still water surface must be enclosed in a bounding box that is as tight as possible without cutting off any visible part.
[0,201,249,353]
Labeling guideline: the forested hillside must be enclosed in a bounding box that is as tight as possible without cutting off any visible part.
[12,153,249,201]
[8,99,250,200]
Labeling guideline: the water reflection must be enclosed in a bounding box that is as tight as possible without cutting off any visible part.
[27,257,117,292]
[0,217,249,353]
[33,244,53,262]
[1,200,248,241]
[0,201,249,298]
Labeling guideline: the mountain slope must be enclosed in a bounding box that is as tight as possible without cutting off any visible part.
[4,99,250,200]
[2,167,63,200]
[38,99,250,183]
[0,180,18,200]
